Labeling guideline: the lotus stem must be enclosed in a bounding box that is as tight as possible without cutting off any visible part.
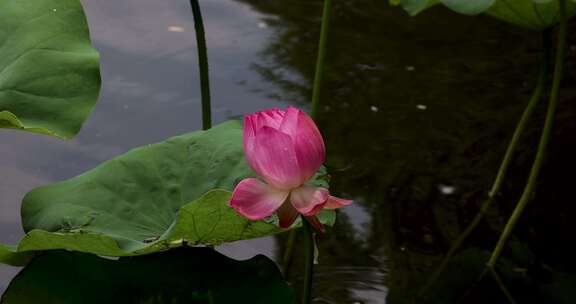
[417,28,551,298]
[281,228,297,275]
[310,0,333,119]
[293,1,334,301]
[302,218,314,304]
[190,0,212,130]
[486,0,567,274]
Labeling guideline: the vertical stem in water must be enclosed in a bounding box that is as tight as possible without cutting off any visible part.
[281,228,297,275]
[287,1,333,301]
[417,28,551,298]
[310,0,333,119]
[190,0,212,130]
[487,0,567,269]
[278,0,335,301]
[302,218,314,304]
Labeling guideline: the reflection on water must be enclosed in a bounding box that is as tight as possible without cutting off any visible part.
[240,0,576,303]
[1,0,576,303]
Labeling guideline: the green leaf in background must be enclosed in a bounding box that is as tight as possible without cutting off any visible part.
[0,248,294,304]
[441,0,494,15]
[486,0,576,30]
[0,121,335,266]
[390,0,576,30]
[0,0,101,139]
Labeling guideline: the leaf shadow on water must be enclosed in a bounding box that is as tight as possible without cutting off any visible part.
[0,247,293,304]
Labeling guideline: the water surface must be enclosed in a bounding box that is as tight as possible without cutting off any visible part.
[2,0,576,303]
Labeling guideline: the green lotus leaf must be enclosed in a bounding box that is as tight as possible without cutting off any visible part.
[441,0,494,15]
[0,248,294,304]
[0,244,32,266]
[0,121,335,266]
[388,0,440,16]
[390,0,576,30]
[0,0,101,139]
[486,0,576,30]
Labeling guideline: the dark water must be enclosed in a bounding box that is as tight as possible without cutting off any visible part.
[2,0,576,303]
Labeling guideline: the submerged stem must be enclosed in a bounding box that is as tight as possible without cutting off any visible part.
[190,0,212,130]
[487,0,567,269]
[489,268,517,304]
[302,218,314,304]
[417,28,551,298]
[310,0,333,119]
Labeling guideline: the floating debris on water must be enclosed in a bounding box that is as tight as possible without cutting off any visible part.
[167,26,185,32]
[438,184,456,195]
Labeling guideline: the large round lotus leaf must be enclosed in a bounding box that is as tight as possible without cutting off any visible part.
[0,245,31,266]
[0,121,335,266]
[0,248,294,304]
[0,0,100,139]
[486,0,576,30]
[390,0,576,31]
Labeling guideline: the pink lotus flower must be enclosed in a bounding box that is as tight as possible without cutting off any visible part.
[230,107,352,231]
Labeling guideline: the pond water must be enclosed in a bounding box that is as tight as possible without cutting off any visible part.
[1,0,576,303]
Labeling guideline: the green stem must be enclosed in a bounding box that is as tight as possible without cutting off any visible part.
[190,0,212,130]
[297,1,333,301]
[417,28,551,298]
[302,218,314,304]
[281,229,297,275]
[310,0,333,119]
[487,0,567,269]
[488,31,551,199]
